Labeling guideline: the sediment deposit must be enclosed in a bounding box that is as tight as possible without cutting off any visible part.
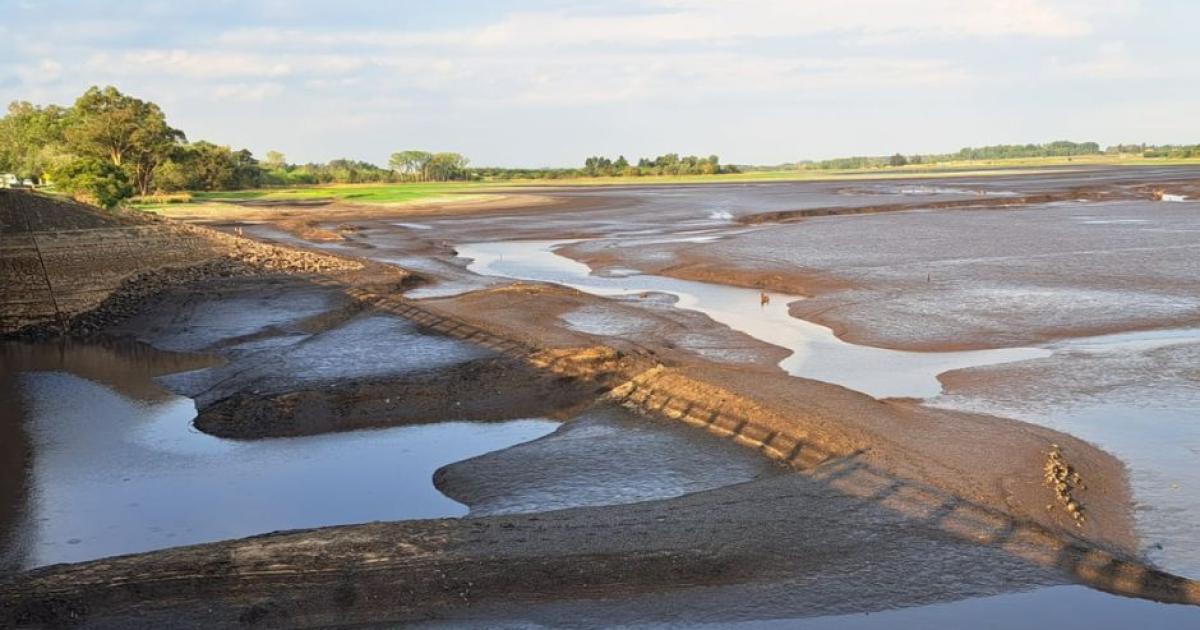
[3,171,1200,628]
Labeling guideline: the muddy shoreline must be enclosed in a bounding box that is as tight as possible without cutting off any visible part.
[3,179,1200,627]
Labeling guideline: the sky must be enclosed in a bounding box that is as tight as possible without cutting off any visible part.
[2,0,1197,167]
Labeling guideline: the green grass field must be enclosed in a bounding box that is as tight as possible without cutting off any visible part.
[132,182,486,209]
[133,154,1200,211]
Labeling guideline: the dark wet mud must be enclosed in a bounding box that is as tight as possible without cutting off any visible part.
[436,405,787,516]
[5,168,1200,627]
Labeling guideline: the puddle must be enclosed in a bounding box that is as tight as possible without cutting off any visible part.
[0,341,557,569]
[457,240,1049,399]
[560,304,657,336]
[243,314,491,383]
[438,407,786,516]
[159,314,494,400]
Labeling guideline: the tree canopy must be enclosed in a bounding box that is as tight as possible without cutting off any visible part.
[64,86,185,195]
[0,101,70,182]
[0,86,267,205]
[50,156,132,208]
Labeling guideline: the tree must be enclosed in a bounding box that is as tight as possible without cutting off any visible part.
[889,153,909,167]
[427,152,469,181]
[51,157,133,208]
[172,141,263,191]
[64,86,184,196]
[264,150,287,170]
[0,101,71,182]
[151,159,190,192]
[390,150,434,180]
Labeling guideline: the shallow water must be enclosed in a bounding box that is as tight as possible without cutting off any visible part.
[457,239,1049,399]
[648,585,1200,629]
[440,407,786,516]
[635,199,1200,351]
[155,313,495,402]
[0,341,557,569]
[409,584,1200,628]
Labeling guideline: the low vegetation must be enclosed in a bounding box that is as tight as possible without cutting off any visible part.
[473,153,738,180]
[4,86,1199,210]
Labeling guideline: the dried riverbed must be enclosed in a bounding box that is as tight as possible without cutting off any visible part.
[4,170,1200,627]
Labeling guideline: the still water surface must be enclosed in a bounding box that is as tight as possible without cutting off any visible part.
[0,341,556,569]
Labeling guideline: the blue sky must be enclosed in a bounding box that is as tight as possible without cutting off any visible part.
[2,0,1196,167]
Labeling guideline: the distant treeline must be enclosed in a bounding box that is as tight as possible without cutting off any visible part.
[1121,144,1200,159]
[777,140,1199,171]
[476,154,738,180]
[4,86,1198,208]
[0,85,738,207]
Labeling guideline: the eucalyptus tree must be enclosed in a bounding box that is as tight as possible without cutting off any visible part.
[0,101,70,182]
[64,86,185,195]
[389,150,434,181]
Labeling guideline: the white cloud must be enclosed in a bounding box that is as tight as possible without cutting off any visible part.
[215,0,1122,55]
[1047,41,1167,80]
[4,0,1191,166]
[16,59,64,85]
[467,0,1101,47]
[210,82,285,101]
[84,50,293,79]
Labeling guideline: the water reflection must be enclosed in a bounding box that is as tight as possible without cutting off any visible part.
[636,586,1200,629]
[457,239,1049,399]
[0,340,557,569]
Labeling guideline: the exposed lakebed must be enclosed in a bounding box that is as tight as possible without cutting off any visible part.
[0,340,561,568]
[454,235,1200,578]
[456,239,1052,399]
[0,321,783,569]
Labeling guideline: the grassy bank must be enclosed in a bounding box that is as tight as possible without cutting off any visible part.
[133,182,486,210]
[133,154,1200,212]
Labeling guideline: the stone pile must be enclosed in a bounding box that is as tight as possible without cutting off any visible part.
[1044,444,1086,526]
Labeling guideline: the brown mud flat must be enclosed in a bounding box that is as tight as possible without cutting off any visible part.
[3,189,1200,627]
[195,356,600,439]
[736,188,1128,225]
[550,180,1200,353]
[561,241,858,299]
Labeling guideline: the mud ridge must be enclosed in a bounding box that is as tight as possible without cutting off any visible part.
[194,356,601,439]
[738,189,1123,225]
[5,196,1200,626]
[294,280,1200,604]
